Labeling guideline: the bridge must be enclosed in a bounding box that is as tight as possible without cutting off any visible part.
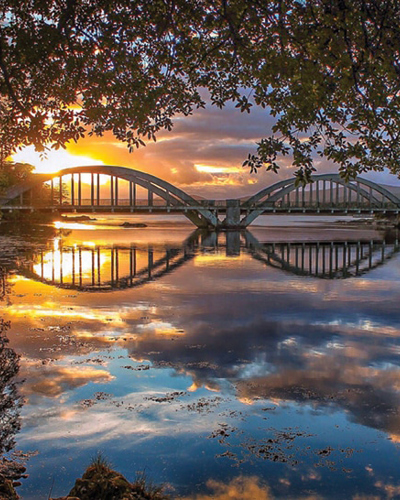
[11,232,400,291]
[1,165,400,228]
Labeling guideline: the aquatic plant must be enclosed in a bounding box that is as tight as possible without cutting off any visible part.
[63,455,170,500]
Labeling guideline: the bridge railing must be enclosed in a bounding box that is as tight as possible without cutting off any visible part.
[258,200,399,209]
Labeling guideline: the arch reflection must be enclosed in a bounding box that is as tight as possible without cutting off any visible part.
[16,231,400,290]
[245,235,400,279]
[23,244,197,291]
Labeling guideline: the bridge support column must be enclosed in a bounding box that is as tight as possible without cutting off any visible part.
[201,232,217,247]
[223,199,241,228]
[226,231,241,256]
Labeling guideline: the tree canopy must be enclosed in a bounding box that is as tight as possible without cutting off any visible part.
[1,0,400,181]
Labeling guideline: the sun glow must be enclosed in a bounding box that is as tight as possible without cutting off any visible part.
[32,247,109,283]
[195,164,240,174]
[12,145,104,174]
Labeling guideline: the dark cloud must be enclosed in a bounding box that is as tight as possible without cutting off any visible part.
[166,102,275,142]
[66,102,348,199]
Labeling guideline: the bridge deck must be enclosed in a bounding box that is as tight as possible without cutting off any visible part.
[3,205,399,215]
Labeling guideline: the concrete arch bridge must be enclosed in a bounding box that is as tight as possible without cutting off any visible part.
[1,166,399,228]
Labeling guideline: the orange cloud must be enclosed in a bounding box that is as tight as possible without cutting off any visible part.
[373,481,400,499]
[180,476,323,500]
[180,476,273,500]
[19,362,114,399]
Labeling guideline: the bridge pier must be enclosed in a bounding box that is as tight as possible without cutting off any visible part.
[226,231,241,255]
[222,199,241,228]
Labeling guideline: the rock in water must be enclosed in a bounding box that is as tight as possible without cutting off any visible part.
[120,222,147,228]
[67,464,134,499]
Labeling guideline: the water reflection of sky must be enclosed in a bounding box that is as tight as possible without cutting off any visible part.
[2,220,400,499]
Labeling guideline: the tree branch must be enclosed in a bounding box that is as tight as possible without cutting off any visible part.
[0,35,26,114]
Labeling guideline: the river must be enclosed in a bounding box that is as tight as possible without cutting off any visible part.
[1,214,400,499]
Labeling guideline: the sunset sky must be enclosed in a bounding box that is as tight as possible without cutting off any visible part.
[12,103,400,200]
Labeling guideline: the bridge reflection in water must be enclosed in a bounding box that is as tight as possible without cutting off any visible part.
[27,243,197,291]
[248,238,399,279]
[18,231,400,290]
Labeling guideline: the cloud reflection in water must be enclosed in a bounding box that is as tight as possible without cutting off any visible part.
[2,225,400,498]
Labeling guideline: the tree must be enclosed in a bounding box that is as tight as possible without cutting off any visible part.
[1,0,400,181]
[0,161,33,193]
[0,161,66,210]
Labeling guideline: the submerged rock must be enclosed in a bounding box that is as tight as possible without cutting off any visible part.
[60,215,96,222]
[120,222,147,228]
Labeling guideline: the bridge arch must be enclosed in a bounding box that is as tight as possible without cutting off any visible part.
[245,236,400,279]
[20,243,197,292]
[240,174,400,226]
[2,168,400,228]
[0,165,219,228]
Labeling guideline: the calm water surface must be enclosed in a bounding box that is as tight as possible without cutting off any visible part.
[1,215,400,499]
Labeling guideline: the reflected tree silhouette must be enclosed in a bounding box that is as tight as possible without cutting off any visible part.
[0,266,26,496]
[0,317,21,455]
[0,268,5,302]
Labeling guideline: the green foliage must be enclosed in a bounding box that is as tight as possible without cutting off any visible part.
[89,451,112,474]
[1,0,400,178]
[0,160,64,211]
[132,471,169,500]
[0,161,34,193]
